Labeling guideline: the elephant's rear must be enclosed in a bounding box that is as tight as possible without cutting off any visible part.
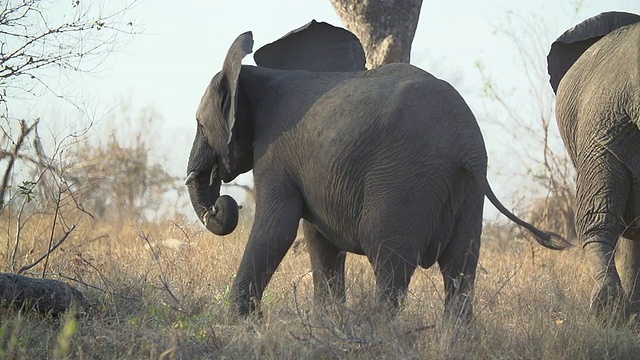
[302,65,488,259]
[388,64,489,172]
[387,65,489,267]
[548,13,640,318]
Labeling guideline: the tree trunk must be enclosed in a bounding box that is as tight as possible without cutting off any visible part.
[0,273,89,315]
[329,0,423,69]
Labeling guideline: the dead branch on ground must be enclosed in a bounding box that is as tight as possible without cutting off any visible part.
[0,272,90,315]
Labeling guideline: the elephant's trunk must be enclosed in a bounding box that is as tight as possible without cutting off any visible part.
[186,127,239,235]
[186,169,239,235]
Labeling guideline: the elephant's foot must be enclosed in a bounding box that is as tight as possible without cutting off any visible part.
[589,280,628,325]
[231,290,263,319]
[583,240,629,324]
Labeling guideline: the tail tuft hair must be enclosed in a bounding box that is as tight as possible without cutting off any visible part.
[534,231,573,250]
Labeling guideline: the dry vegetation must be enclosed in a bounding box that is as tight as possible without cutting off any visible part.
[1,206,640,359]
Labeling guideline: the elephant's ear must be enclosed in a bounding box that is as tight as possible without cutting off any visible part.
[253,20,366,72]
[221,32,254,145]
[547,11,640,93]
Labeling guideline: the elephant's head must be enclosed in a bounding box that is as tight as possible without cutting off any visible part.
[185,20,365,235]
[547,11,640,94]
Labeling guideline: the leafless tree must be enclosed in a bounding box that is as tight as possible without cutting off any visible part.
[477,10,577,239]
[330,0,423,69]
[1,0,138,207]
[63,129,180,222]
[0,0,137,107]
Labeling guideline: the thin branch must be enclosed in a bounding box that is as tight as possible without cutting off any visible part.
[34,271,144,303]
[17,224,76,275]
[41,191,62,277]
[0,118,39,205]
[134,227,185,312]
[9,195,28,271]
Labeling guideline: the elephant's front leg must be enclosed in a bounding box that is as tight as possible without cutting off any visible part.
[303,221,346,303]
[231,192,302,316]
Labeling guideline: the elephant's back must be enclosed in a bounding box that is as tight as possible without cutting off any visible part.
[559,22,640,106]
[288,66,487,241]
[556,22,640,160]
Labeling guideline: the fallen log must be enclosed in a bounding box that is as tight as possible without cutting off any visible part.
[0,273,90,316]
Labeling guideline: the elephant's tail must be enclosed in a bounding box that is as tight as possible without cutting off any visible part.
[477,175,572,250]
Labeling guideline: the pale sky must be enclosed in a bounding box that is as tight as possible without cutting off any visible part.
[11,0,640,219]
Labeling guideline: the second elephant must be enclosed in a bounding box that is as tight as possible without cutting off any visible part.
[547,11,640,318]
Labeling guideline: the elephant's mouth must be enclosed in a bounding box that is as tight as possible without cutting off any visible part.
[185,166,217,224]
[185,163,219,188]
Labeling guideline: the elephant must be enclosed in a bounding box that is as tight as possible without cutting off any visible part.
[186,20,569,323]
[547,11,640,318]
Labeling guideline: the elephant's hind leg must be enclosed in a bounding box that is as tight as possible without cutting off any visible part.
[622,177,640,240]
[616,238,640,315]
[304,221,347,304]
[437,195,482,327]
[575,147,630,319]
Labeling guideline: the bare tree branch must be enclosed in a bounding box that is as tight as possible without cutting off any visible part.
[1,0,140,212]
[17,224,76,275]
[0,118,38,205]
[478,10,577,239]
[0,272,90,315]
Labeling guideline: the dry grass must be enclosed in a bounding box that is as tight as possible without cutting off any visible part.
[1,211,639,359]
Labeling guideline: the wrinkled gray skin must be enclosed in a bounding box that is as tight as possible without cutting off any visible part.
[547,11,640,318]
[187,20,569,323]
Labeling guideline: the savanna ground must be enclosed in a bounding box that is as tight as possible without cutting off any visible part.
[1,208,640,360]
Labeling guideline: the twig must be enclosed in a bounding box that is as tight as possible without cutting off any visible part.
[0,119,38,205]
[41,191,62,277]
[400,324,436,335]
[49,272,107,294]
[10,195,27,271]
[50,272,144,303]
[134,227,183,310]
[66,233,109,252]
[477,249,526,318]
[290,272,317,342]
[74,250,113,294]
[171,220,191,242]
[17,224,76,275]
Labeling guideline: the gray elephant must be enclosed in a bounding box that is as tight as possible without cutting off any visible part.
[186,21,568,323]
[547,11,640,317]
